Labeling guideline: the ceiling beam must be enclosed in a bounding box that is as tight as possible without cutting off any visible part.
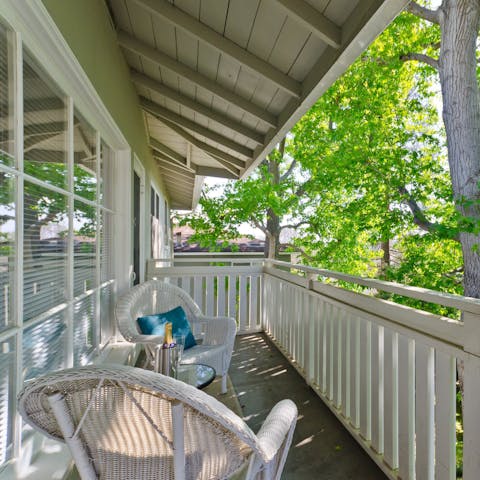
[131,0,301,97]
[141,97,253,159]
[150,137,188,166]
[152,139,239,180]
[132,70,265,145]
[118,31,277,128]
[154,152,195,175]
[272,0,342,48]
[195,165,238,179]
[155,116,246,170]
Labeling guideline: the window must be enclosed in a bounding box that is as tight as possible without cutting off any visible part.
[0,24,118,471]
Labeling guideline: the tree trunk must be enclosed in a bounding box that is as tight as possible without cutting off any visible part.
[265,154,281,259]
[438,0,480,298]
[380,239,390,274]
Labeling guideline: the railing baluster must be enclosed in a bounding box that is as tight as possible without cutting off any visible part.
[383,328,399,470]
[193,276,203,313]
[359,318,371,441]
[341,313,350,420]
[332,306,341,409]
[217,275,226,316]
[398,335,415,480]
[228,274,236,321]
[239,275,247,333]
[249,275,258,331]
[205,276,214,317]
[434,351,456,480]
[371,324,384,455]
[415,343,435,480]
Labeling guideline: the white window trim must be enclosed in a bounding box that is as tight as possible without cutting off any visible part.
[133,156,146,285]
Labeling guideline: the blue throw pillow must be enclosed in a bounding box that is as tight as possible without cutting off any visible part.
[137,306,197,350]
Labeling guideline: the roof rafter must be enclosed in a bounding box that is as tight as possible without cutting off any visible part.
[132,70,265,145]
[141,97,253,159]
[154,151,195,175]
[131,0,301,97]
[272,0,342,48]
[155,116,246,170]
[150,137,188,167]
[195,165,238,179]
[117,31,277,127]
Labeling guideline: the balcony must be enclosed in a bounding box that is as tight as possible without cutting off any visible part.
[148,253,480,479]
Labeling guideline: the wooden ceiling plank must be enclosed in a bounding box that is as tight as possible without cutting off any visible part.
[131,0,301,97]
[132,70,265,144]
[272,0,341,48]
[118,30,277,127]
[141,97,253,159]
[160,172,195,187]
[157,116,246,169]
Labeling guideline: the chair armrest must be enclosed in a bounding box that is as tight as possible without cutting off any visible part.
[256,399,297,463]
[125,334,165,346]
[195,315,237,346]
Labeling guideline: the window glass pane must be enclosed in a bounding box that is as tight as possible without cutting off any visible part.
[23,311,67,380]
[0,171,14,332]
[73,200,96,297]
[74,113,96,200]
[0,25,14,166]
[23,49,67,190]
[73,294,95,366]
[23,181,68,321]
[0,338,14,465]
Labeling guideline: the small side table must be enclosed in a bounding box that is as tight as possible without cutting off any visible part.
[176,363,216,389]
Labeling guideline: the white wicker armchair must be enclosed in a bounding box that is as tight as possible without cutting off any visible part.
[18,365,297,480]
[115,280,237,393]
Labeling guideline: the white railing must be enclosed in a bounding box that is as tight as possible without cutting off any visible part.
[148,258,263,334]
[150,256,480,479]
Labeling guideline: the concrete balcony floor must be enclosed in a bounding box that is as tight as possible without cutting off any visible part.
[230,333,386,480]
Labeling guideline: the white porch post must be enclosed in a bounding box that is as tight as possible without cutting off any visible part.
[462,311,480,479]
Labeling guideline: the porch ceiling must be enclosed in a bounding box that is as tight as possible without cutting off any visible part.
[107,0,409,210]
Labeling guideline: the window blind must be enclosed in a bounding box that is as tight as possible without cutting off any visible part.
[73,293,95,366]
[22,311,67,381]
[23,182,68,322]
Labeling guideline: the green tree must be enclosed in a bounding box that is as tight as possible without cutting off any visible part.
[178,139,313,259]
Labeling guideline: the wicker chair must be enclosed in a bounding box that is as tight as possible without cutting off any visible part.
[115,280,237,393]
[18,365,297,480]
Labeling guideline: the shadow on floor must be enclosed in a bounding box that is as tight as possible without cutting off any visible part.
[229,333,387,480]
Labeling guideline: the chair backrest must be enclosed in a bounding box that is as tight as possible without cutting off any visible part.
[18,365,262,480]
[115,280,202,342]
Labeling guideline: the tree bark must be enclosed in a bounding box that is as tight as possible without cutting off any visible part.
[265,154,281,259]
[380,239,390,274]
[438,0,480,298]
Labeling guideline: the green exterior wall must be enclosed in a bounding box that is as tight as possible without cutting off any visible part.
[41,0,166,197]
